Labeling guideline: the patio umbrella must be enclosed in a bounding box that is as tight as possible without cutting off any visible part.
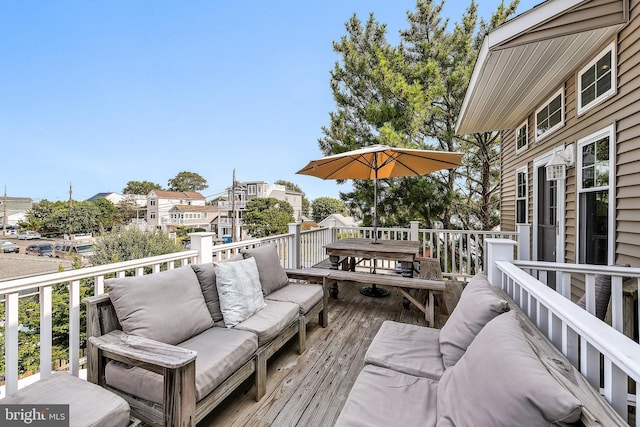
[296,144,464,242]
[296,144,463,297]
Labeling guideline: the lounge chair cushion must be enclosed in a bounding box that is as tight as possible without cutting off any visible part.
[439,273,509,367]
[437,311,583,426]
[234,300,299,346]
[0,372,130,427]
[364,320,445,380]
[335,365,439,427]
[214,257,266,327]
[191,254,244,323]
[265,282,323,314]
[105,327,258,403]
[241,244,289,295]
[106,266,214,345]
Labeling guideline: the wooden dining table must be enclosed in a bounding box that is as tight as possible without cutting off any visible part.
[324,238,420,278]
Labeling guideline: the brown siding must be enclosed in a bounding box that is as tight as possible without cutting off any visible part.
[500,0,640,270]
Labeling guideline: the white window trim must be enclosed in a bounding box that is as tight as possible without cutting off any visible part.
[575,124,615,265]
[534,88,564,142]
[577,41,616,116]
[515,166,528,224]
[515,120,528,153]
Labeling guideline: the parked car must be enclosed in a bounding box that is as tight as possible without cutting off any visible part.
[53,241,94,264]
[25,243,53,257]
[0,240,19,253]
[17,231,41,240]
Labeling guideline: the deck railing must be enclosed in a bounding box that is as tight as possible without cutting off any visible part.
[486,239,640,425]
[0,224,523,398]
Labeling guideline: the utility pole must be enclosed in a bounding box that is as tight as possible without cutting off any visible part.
[231,169,235,243]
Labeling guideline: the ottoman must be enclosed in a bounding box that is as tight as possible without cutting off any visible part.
[0,372,131,427]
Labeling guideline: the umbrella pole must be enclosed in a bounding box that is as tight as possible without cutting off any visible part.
[360,157,389,297]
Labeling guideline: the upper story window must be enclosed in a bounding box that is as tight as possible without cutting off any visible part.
[248,185,257,195]
[515,167,528,224]
[516,121,528,152]
[150,200,156,206]
[535,89,564,141]
[578,42,616,115]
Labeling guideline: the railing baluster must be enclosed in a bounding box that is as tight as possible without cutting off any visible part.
[5,292,20,395]
[580,339,600,390]
[563,324,579,367]
[611,276,623,332]
[69,279,81,377]
[584,273,596,316]
[549,312,562,350]
[39,285,52,379]
[604,358,628,422]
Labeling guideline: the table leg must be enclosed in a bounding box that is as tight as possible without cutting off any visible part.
[329,255,340,270]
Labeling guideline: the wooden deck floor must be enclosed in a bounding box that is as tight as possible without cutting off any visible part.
[199,282,448,427]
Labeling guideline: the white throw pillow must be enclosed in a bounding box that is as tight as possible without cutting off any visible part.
[214,257,266,327]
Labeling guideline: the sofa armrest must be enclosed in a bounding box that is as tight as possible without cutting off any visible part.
[89,329,196,371]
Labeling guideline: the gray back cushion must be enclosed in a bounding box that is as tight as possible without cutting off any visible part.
[439,274,509,368]
[437,311,583,425]
[241,244,289,295]
[106,266,214,345]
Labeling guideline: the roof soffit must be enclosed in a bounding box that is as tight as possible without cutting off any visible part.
[456,0,628,134]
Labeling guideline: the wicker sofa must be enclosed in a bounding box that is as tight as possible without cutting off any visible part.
[85,244,327,426]
[336,274,626,426]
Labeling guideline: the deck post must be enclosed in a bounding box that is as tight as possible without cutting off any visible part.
[410,220,420,241]
[516,224,530,261]
[189,232,215,263]
[485,238,517,286]
[289,222,302,269]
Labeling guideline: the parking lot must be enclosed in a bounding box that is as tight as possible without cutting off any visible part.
[0,237,71,280]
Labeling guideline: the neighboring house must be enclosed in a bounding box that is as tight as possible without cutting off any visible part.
[0,197,32,229]
[456,0,636,282]
[86,192,126,205]
[167,205,219,231]
[318,213,360,228]
[217,181,302,240]
[147,190,206,230]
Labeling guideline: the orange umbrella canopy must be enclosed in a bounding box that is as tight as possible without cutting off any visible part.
[296,145,463,180]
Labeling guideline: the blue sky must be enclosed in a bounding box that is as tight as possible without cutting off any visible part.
[1,0,539,203]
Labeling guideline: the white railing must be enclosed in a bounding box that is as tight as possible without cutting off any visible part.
[334,223,521,278]
[485,240,640,424]
[217,200,247,210]
[0,250,199,397]
[1,224,524,398]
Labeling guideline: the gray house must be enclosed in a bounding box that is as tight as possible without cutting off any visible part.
[457,0,638,278]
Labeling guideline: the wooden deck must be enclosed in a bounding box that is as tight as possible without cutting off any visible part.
[199,282,454,426]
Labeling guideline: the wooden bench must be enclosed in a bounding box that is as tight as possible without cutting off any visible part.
[286,268,445,326]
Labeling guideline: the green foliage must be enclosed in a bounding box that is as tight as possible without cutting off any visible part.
[167,171,208,192]
[311,197,346,223]
[243,198,294,238]
[320,0,518,231]
[20,200,104,235]
[91,226,183,265]
[122,180,163,195]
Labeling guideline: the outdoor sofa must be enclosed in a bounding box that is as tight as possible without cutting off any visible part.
[85,244,327,426]
[336,274,627,426]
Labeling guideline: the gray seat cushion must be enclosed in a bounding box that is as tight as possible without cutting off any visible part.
[105,327,258,403]
[105,266,214,345]
[364,320,444,380]
[335,365,439,427]
[234,300,299,346]
[439,273,509,368]
[265,283,323,314]
[0,372,130,427]
[437,311,583,426]
[241,244,289,295]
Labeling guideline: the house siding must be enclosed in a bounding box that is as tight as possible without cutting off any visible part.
[500,0,640,270]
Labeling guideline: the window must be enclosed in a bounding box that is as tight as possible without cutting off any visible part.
[516,121,528,152]
[535,89,564,141]
[248,185,257,195]
[577,126,614,265]
[150,213,156,219]
[516,167,528,224]
[150,200,156,206]
[577,42,615,115]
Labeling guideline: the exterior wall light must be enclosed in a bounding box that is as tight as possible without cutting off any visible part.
[546,144,574,181]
